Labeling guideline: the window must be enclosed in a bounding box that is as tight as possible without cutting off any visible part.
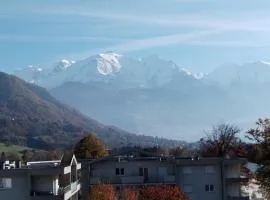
[116,168,124,176]
[139,168,143,176]
[205,166,215,174]
[139,168,148,177]
[183,185,193,193]
[0,178,12,189]
[182,167,192,174]
[205,184,214,192]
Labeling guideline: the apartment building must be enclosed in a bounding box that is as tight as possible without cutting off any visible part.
[0,153,81,200]
[81,156,249,200]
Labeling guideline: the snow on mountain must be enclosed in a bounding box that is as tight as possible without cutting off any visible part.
[97,52,122,75]
[53,59,75,72]
[14,52,201,88]
[205,61,270,87]
[180,68,205,80]
[14,65,44,84]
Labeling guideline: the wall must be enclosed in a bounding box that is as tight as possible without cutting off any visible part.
[31,175,56,194]
[177,165,222,200]
[90,160,175,184]
[225,164,240,178]
[227,182,240,196]
[0,172,29,200]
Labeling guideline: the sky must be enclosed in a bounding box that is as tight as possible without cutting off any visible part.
[2,0,270,73]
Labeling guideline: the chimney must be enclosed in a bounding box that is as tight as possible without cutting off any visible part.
[15,160,21,168]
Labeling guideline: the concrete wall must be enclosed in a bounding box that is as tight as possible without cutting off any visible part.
[0,173,29,200]
[177,165,222,200]
[31,175,56,194]
[90,160,175,184]
[225,164,240,178]
[83,158,246,200]
[226,182,240,197]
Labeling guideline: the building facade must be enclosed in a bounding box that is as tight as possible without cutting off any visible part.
[81,156,249,200]
[0,153,81,200]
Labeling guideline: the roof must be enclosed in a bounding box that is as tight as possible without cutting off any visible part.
[60,152,77,166]
[83,155,247,166]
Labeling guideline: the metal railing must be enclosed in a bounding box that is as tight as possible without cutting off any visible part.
[58,180,79,195]
[227,196,249,200]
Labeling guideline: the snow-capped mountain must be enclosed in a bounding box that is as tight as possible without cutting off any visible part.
[14,65,44,84]
[53,59,75,72]
[204,61,270,87]
[14,52,202,88]
[12,54,270,140]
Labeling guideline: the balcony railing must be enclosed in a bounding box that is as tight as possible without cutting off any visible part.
[226,177,249,183]
[227,196,249,200]
[30,190,55,196]
[58,180,79,195]
[90,176,176,185]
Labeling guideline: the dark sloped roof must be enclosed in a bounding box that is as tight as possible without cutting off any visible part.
[60,152,75,166]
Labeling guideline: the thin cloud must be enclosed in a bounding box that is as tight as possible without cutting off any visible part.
[187,40,270,47]
[4,3,270,33]
[73,30,221,59]
[0,35,127,42]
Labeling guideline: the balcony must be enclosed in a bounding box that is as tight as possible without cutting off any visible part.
[226,177,249,183]
[89,175,176,186]
[227,196,249,200]
[30,191,62,200]
[58,180,80,200]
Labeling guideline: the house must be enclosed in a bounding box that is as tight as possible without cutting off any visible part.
[80,155,249,200]
[0,153,81,200]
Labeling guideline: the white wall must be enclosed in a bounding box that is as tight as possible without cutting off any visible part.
[227,183,240,196]
[226,164,240,178]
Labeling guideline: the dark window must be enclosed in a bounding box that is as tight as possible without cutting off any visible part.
[210,184,214,191]
[205,184,214,192]
[116,168,124,175]
[116,168,120,175]
[205,185,209,191]
[139,168,143,176]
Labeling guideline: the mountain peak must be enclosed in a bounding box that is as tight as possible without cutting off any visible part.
[54,59,75,72]
[96,52,122,75]
[13,53,201,88]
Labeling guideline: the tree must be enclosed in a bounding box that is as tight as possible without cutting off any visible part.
[200,123,245,157]
[246,118,270,199]
[6,152,21,161]
[139,185,189,200]
[169,147,188,157]
[74,133,107,159]
[21,150,33,162]
[89,184,116,200]
[121,187,139,200]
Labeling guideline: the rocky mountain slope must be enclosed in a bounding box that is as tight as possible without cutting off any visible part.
[0,72,186,149]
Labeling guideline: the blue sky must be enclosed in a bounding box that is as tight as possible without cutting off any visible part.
[2,0,270,73]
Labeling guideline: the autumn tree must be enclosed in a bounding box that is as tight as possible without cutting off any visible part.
[246,118,270,199]
[89,184,116,200]
[74,133,107,159]
[200,123,245,157]
[139,185,189,200]
[169,146,188,157]
[121,187,139,200]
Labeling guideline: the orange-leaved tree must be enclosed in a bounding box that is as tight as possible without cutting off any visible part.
[89,184,116,200]
[121,187,139,200]
[140,185,189,200]
[74,133,107,159]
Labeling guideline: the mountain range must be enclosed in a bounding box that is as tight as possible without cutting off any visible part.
[0,72,186,149]
[13,52,270,141]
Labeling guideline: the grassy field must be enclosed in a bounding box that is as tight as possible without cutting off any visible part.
[0,143,30,154]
